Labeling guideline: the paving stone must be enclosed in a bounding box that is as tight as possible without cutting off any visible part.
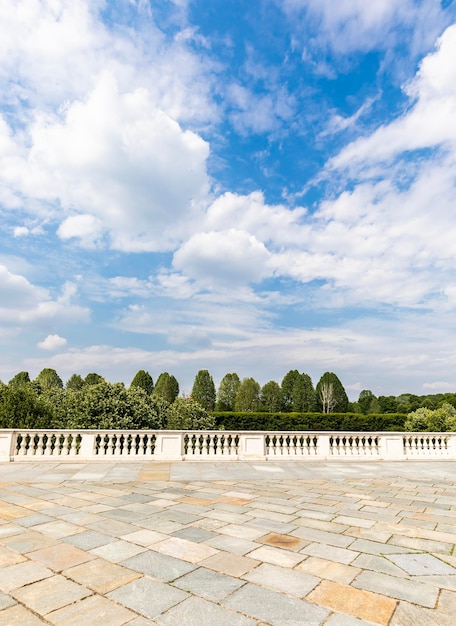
[388,552,456,575]
[349,538,417,556]
[301,542,359,564]
[0,561,53,592]
[293,526,355,548]
[0,546,26,567]
[353,570,439,607]
[172,566,244,601]
[172,526,216,542]
[390,601,455,626]
[159,595,256,625]
[306,580,396,626]
[351,553,409,577]
[64,530,113,550]
[45,594,137,626]
[0,590,16,610]
[122,549,196,581]
[0,604,48,625]
[28,542,95,571]
[151,536,219,563]
[324,614,380,626]
[90,539,146,562]
[202,551,260,577]
[296,557,361,584]
[32,520,84,539]
[10,574,92,615]
[246,545,306,568]
[15,514,54,527]
[411,574,456,591]
[223,582,329,625]
[107,577,188,619]
[2,529,57,553]
[121,529,168,546]
[438,588,456,613]
[260,532,307,551]
[218,523,266,540]
[63,557,141,593]
[387,534,453,554]
[242,562,319,597]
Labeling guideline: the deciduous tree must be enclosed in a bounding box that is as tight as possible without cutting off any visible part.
[191,369,216,410]
[216,373,240,411]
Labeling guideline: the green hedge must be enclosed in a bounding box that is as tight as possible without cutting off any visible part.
[210,412,407,432]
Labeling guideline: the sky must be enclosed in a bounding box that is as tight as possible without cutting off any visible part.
[1,0,456,399]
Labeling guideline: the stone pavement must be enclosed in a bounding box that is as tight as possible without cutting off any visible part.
[0,460,455,625]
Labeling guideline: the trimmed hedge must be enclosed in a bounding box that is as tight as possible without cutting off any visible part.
[210,412,408,432]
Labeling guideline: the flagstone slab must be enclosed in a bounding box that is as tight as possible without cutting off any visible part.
[202,551,260,577]
[390,600,455,626]
[45,593,137,626]
[307,580,396,626]
[388,552,456,575]
[0,546,26,567]
[159,595,256,626]
[0,604,47,625]
[223,582,329,626]
[353,570,439,607]
[296,557,361,584]
[63,558,141,593]
[0,591,16,611]
[246,544,306,568]
[122,549,196,581]
[10,574,92,615]
[0,561,53,592]
[172,567,245,601]
[242,562,320,597]
[28,542,95,571]
[151,536,219,563]
[90,539,146,563]
[107,577,188,619]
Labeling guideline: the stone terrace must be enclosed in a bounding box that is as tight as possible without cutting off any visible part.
[0,460,455,625]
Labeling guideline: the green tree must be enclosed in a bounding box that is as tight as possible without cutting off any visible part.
[260,381,283,412]
[316,372,348,413]
[84,372,104,386]
[292,373,317,412]
[234,377,261,412]
[378,395,398,414]
[166,397,215,430]
[216,373,240,411]
[35,368,63,392]
[281,370,299,411]
[0,384,53,428]
[66,374,85,390]
[191,369,216,410]
[358,390,377,414]
[130,370,154,395]
[8,371,31,387]
[154,372,179,404]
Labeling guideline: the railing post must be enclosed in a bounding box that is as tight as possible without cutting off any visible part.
[0,431,14,462]
[155,432,184,459]
[239,433,266,459]
[317,434,331,458]
[79,432,96,459]
[380,433,404,459]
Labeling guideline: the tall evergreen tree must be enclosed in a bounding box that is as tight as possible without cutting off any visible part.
[260,381,283,412]
[281,370,299,411]
[234,378,261,412]
[35,368,63,391]
[216,373,241,411]
[191,369,216,410]
[154,372,179,404]
[84,372,104,386]
[130,370,154,395]
[292,373,317,412]
[66,374,85,391]
[8,371,31,387]
[316,372,348,413]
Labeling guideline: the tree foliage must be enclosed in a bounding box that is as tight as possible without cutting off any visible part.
[130,370,154,395]
[281,370,299,411]
[234,377,261,412]
[316,372,348,413]
[292,373,317,412]
[35,368,64,392]
[191,369,216,410]
[9,371,31,387]
[260,381,283,412]
[216,373,240,411]
[166,398,215,430]
[154,372,179,404]
[66,374,85,391]
[405,403,456,432]
[84,372,104,386]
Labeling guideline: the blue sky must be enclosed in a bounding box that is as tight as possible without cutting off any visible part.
[1,0,456,399]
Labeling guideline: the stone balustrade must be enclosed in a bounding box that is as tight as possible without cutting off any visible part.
[1,429,455,462]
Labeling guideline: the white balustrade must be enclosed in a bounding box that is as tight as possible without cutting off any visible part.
[0,430,455,462]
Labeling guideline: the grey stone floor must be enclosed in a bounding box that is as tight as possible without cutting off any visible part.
[0,459,455,625]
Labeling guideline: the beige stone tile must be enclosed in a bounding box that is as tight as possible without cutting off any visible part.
[0,561,53,592]
[246,545,306,568]
[202,551,259,577]
[0,502,31,520]
[0,546,26,567]
[307,579,396,626]
[28,542,95,571]
[10,574,91,615]
[121,529,168,547]
[63,558,141,594]
[151,537,219,563]
[33,520,84,539]
[46,594,137,626]
[296,556,360,585]
[218,523,266,540]
[0,604,47,625]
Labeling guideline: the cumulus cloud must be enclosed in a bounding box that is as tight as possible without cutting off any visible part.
[38,334,67,350]
[2,75,210,251]
[173,228,272,287]
[0,265,88,325]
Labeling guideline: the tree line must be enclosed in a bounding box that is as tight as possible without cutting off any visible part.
[1,367,456,431]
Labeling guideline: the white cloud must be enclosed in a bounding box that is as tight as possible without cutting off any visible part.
[173,228,272,287]
[0,265,88,325]
[38,334,67,350]
[423,381,456,391]
[2,75,210,251]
